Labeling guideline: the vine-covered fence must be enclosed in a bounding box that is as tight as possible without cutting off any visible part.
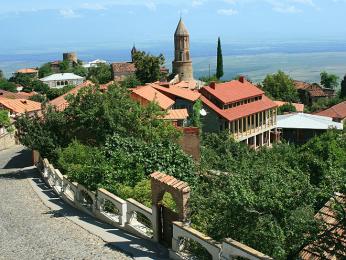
[33,150,272,260]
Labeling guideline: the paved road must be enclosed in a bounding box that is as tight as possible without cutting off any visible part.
[0,146,132,260]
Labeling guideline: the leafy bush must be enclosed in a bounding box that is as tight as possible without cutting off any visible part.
[277,103,297,115]
[193,131,346,259]
[104,134,196,185]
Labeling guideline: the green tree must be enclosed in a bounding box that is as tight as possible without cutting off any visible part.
[87,63,112,84]
[199,75,219,85]
[30,80,49,94]
[216,37,224,80]
[38,63,53,78]
[340,75,346,98]
[120,74,141,88]
[191,99,202,128]
[9,73,32,87]
[59,60,71,73]
[133,51,165,84]
[0,109,13,132]
[64,84,180,144]
[46,85,74,100]
[320,71,339,89]
[72,64,88,77]
[277,103,297,115]
[262,70,299,102]
[0,70,4,80]
[0,79,17,92]
[194,131,346,259]
[29,94,47,103]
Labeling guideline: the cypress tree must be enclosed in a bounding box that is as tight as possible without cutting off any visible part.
[341,75,346,98]
[216,37,224,80]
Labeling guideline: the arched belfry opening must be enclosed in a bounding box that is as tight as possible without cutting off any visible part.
[150,172,190,247]
[172,18,194,82]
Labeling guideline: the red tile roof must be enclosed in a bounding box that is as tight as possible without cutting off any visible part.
[274,101,305,112]
[0,90,36,100]
[294,81,328,97]
[164,109,189,120]
[99,81,116,91]
[151,84,200,102]
[300,193,346,260]
[315,101,346,120]
[172,80,198,90]
[0,97,41,114]
[131,85,175,110]
[202,80,264,104]
[49,80,94,111]
[112,62,136,74]
[16,68,38,74]
[201,95,277,122]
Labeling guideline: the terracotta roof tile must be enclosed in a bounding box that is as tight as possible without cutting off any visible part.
[131,85,175,110]
[201,95,277,122]
[151,84,201,102]
[164,109,189,120]
[0,97,41,114]
[99,81,116,91]
[16,68,38,74]
[0,90,36,100]
[316,101,346,120]
[294,81,328,97]
[171,80,198,90]
[202,80,264,104]
[300,193,346,260]
[111,62,136,73]
[49,80,94,111]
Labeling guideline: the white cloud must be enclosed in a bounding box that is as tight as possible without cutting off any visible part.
[192,0,205,7]
[59,9,81,18]
[272,5,301,13]
[81,3,107,10]
[217,8,238,15]
[145,1,157,11]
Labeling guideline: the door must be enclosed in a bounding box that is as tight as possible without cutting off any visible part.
[160,205,179,247]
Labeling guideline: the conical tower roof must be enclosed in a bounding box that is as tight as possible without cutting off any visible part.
[175,18,189,36]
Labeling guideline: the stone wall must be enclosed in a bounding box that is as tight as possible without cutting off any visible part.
[0,132,16,151]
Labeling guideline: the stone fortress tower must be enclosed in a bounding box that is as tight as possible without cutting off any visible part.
[172,19,194,81]
[63,52,78,65]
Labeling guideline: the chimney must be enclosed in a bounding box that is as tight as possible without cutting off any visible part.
[210,81,216,89]
[239,76,246,83]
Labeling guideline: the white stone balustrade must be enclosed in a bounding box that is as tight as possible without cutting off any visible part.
[34,151,272,260]
[221,238,273,260]
[125,198,155,240]
[96,188,127,227]
[169,221,222,260]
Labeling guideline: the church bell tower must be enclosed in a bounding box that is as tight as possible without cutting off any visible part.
[172,19,194,81]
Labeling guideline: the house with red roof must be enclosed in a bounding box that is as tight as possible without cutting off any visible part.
[315,100,346,123]
[49,81,94,111]
[200,77,279,148]
[0,97,41,117]
[131,85,189,126]
[294,80,336,106]
[151,83,201,116]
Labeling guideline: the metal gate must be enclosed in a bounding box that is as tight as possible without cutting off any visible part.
[160,205,179,247]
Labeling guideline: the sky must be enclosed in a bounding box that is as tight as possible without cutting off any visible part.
[1,0,346,54]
